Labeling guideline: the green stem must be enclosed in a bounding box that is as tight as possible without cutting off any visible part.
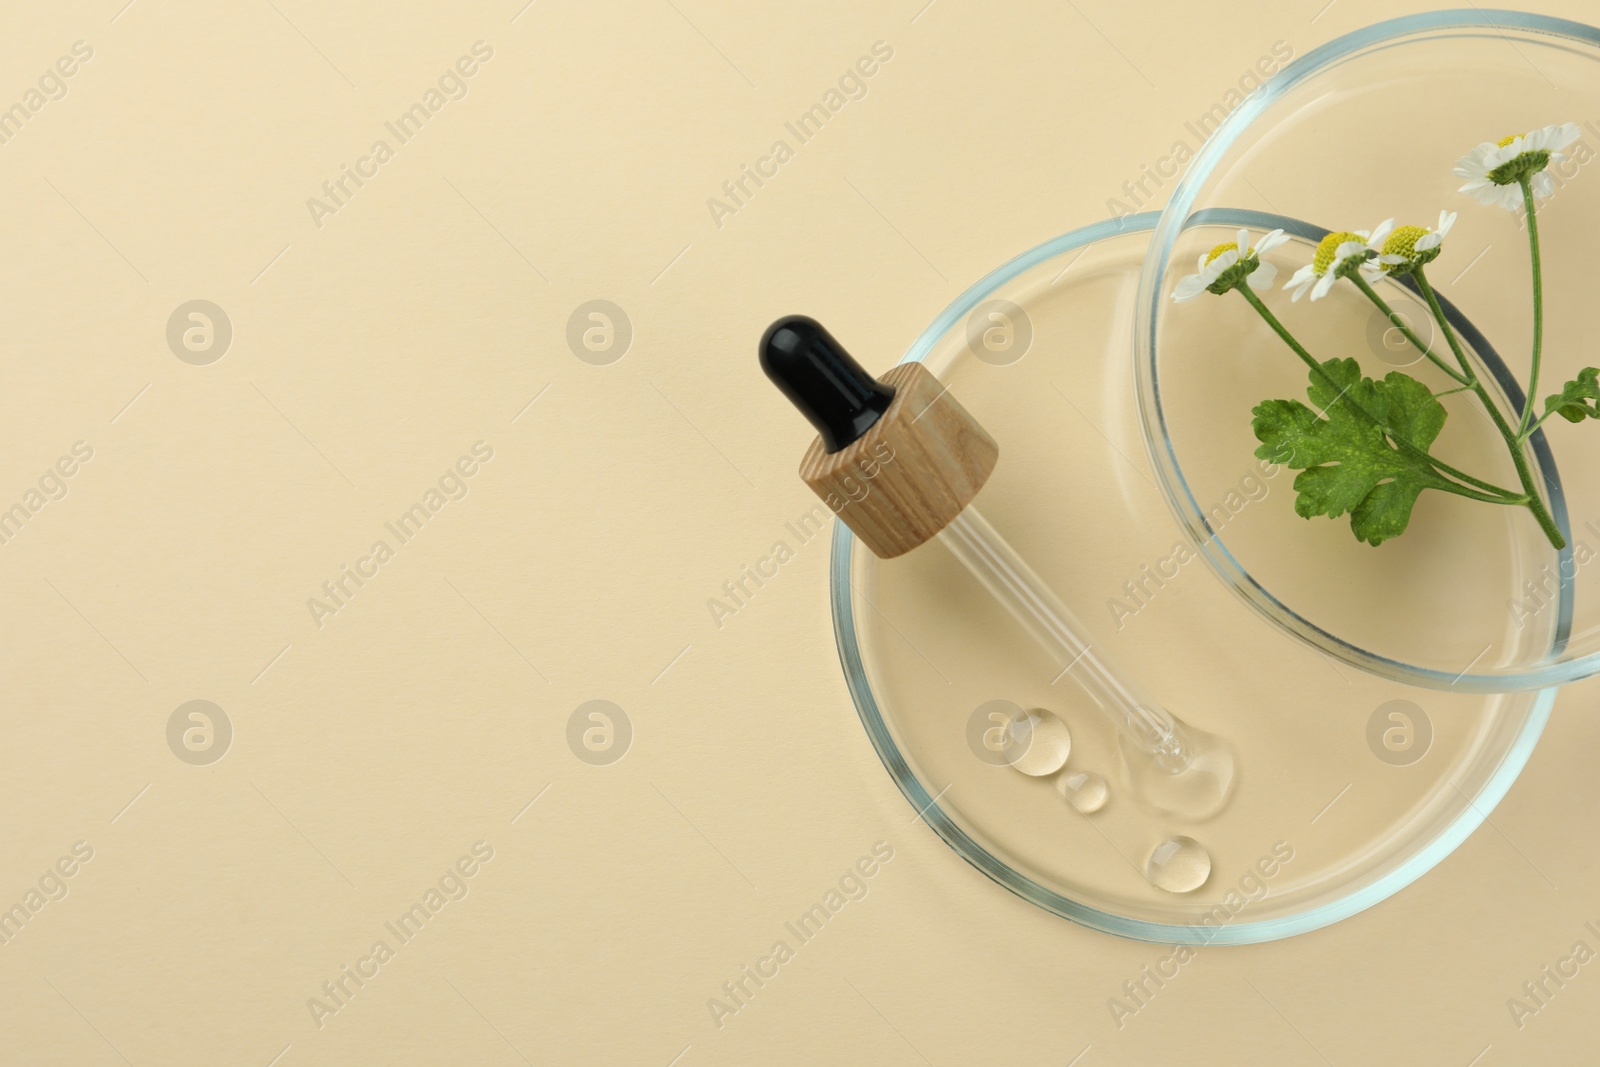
[1518,175,1546,436]
[1521,408,1562,441]
[1237,285,1524,502]
[1412,267,1485,390]
[1413,266,1565,550]
[1447,485,1530,506]
[1350,274,1471,387]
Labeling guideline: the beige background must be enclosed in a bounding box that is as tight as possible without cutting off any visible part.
[1,0,1598,1064]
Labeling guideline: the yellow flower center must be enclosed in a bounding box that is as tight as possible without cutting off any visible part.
[1205,242,1238,265]
[1382,225,1430,262]
[1313,232,1364,275]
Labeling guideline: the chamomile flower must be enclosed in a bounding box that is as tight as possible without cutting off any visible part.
[1283,220,1393,302]
[1454,123,1581,210]
[1171,227,1288,302]
[1367,210,1457,278]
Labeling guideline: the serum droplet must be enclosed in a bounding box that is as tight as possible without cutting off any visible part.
[1009,708,1071,777]
[1146,835,1211,894]
[1055,770,1108,813]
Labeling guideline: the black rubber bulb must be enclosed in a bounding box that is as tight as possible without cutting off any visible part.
[759,316,896,453]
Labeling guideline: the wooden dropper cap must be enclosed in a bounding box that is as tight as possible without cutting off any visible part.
[760,316,998,559]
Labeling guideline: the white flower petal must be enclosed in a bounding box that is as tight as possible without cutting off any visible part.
[1254,229,1289,256]
[1285,264,1316,301]
[1415,232,1441,252]
[1368,218,1396,246]
[1549,122,1582,151]
[1247,262,1278,290]
[1454,143,1499,180]
[1524,123,1579,156]
[1533,171,1556,199]
[1465,181,1523,211]
[1172,274,1208,302]
[1437,209,1457,236]
[1192,256,1225,287]
[1310,273,1337,301]
[1327,241,1370,276]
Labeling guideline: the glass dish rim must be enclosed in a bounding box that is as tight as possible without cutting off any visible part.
[829,208,1557,943]
[1136,7,1600,692]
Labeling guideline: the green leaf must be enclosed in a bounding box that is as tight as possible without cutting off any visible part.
[1253,361,1450,546]
[1544,367,1600,423]
[1302,357,1448,451]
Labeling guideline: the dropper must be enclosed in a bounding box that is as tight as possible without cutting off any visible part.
[761,316,1236,820]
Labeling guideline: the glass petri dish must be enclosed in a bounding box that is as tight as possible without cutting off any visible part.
[1138,10,1600,692]
[832,212,1556,942]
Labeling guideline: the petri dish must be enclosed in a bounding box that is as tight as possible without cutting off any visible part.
[1138,10,1600,692]
[832,211,1556,942]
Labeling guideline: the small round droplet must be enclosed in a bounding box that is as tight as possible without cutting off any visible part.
[1010,708,1070,777]
[1146,835,1211,894]
[1055,770,1108,813]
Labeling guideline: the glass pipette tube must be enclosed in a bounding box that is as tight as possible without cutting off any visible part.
[938,507,1185,762]
[938,505,1236,819]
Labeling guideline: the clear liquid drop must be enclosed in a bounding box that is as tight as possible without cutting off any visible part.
[1117,719,1237,822]
[1146,835,1211,894]
[1009,708,1070,777]
[1055,770,1108,813]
